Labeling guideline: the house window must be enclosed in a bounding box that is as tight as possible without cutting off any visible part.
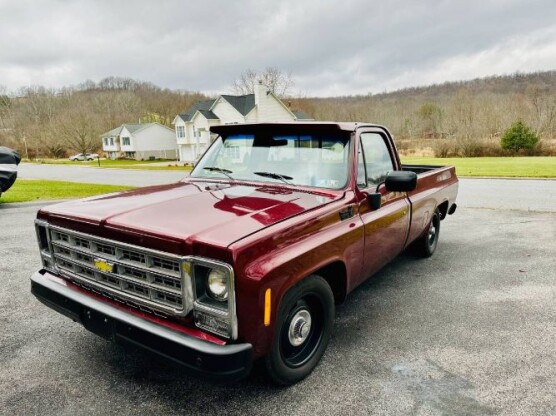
[177,126,185,138]
[125,151,135,158]
[121,137,131,146]
[110,137,114,146]
[103,138,108,146]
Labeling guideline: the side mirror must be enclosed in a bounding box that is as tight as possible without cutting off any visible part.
[384,171,417,192]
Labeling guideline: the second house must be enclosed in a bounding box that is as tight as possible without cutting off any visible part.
[101,123,178,160]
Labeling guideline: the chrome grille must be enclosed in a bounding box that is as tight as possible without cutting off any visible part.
[47,226,192,316]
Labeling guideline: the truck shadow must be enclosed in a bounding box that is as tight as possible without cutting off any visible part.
[80,247,457,413]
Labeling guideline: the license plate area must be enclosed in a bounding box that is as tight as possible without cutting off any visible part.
[81,308,115,340]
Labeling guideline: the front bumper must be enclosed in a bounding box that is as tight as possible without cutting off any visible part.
[30,270,252,381]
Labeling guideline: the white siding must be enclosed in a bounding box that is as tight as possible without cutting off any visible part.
[245,108,258,123]
[102,136,120,152]
[212,98,245,124]
[257,93,295,122]
[174,117,188,145]
[132,124,178,160]
[179,144,195,162]
[119,127,134,152]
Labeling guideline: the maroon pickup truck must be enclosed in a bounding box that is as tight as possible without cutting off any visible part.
[31,122,458,385]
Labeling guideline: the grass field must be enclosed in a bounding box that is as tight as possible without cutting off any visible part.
[32,159,192,171]
[400,156,556,178]
[0,180,134,203]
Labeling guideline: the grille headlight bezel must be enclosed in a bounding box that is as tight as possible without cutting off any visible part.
[190,258,237,339]
[34,221,238,340]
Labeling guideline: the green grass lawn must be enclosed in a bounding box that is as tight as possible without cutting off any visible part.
[0,180,135,203]
[31,159,192,171]
[400,156,556,178]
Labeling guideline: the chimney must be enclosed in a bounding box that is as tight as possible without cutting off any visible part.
[254,80,267,106]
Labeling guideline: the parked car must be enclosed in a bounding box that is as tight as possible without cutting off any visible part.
[31,122,458,384]
[69,153,98,161]
[0,146,21,197]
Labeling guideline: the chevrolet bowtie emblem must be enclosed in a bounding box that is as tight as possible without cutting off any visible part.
[93,258,114,273]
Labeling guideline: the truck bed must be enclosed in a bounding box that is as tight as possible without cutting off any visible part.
[403,164,458,247]
[401,164,445,175]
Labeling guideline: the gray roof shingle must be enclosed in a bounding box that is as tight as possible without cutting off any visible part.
[220,94,255,116]
[101,123,161,137]
[292,110,313,120]
[177,99,218,122]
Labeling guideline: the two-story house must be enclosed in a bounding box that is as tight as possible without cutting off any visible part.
[172,82,312,162]
[101,123,178,160]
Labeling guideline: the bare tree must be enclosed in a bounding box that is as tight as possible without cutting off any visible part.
[57,109,100,155]
[232,67,294,97]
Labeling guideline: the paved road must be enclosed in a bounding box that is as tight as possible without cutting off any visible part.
[16,163,556,212]
[18,163,187,186]
[1,176,555,415]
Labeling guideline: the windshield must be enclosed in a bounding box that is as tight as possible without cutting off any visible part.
[191,132,351,189]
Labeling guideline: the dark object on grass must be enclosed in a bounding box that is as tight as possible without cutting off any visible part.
[0,146,21,195]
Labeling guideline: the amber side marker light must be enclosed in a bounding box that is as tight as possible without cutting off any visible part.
[264,288,271,326]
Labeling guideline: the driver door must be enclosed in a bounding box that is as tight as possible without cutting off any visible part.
[356,131,410,285]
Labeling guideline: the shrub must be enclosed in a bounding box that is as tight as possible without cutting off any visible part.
[457,138,485,157]
[500,120,539,152]
[432,140,455,157]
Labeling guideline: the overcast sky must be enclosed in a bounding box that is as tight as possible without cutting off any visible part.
[1,0,555,97]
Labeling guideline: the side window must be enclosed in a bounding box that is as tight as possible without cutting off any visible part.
[359,133,394,188]
[357,148,367,187]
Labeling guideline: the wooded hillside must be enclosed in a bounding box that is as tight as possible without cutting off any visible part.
[1,71,555,158]
[291,71,556,156]
[0,77,205,158]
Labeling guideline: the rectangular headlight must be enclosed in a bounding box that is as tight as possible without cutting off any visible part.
[190,258,237,339]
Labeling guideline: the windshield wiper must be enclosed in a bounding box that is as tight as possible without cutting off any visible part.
[253,171,293,185]
[203,167,234,180]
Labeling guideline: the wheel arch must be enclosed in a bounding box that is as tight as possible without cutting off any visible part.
[312,260,348,305]
[437,200,449,220]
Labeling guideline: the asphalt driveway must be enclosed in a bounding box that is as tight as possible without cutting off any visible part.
[1,178,555,415]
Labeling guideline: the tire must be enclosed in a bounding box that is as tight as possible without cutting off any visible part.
[412,208,440,257]
[265,275,335,385]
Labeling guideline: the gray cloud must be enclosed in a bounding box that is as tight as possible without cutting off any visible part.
[0,0,555,96]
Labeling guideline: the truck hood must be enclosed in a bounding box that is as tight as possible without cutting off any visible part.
[40,180,340,250]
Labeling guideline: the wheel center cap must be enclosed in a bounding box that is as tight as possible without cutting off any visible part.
[288,309,312,347]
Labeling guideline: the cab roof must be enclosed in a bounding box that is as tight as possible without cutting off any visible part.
[210,122,384,135]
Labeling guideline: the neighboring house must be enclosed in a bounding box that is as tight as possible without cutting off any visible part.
[172,82,313,162]
[101,123,178,160]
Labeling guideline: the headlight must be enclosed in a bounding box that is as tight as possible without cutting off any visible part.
[191,259,237,339]
[207,269,228,301]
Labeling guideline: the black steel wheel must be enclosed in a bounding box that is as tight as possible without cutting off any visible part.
[412,208,441,257]
[265,275,334,385]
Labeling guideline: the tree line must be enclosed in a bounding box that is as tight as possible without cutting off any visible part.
[0,78,205,158]
[290,71,556,156]
[1,71,555,159]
